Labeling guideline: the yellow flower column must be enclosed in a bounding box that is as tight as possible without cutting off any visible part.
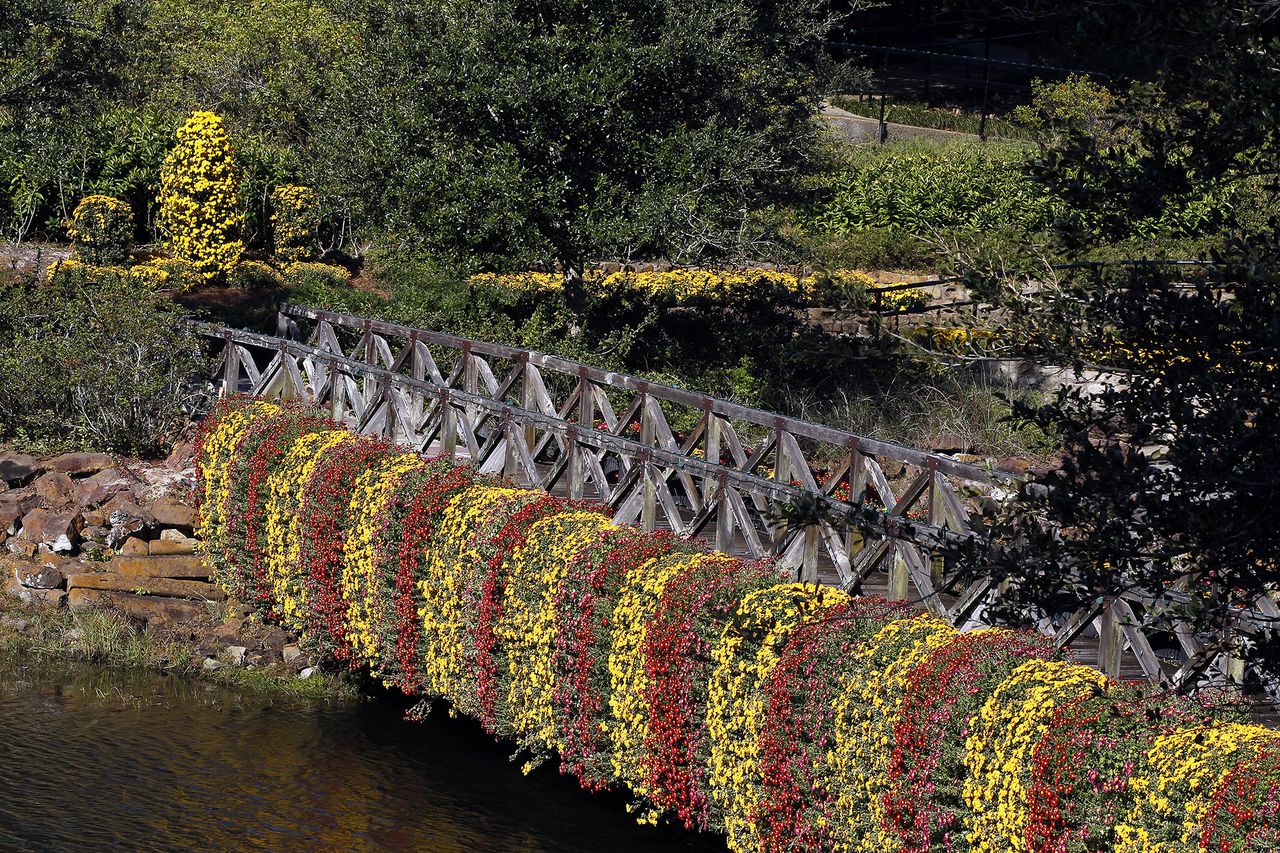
[158,111,245,283]
[828,613,956,853]
[962,658,1107,852]
[1115,723,1279,852]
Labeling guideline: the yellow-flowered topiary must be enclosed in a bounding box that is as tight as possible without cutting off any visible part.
[68,194,133,266]
[1115,723,1280,852]
[270,184,321,263]
[158,111,244,283]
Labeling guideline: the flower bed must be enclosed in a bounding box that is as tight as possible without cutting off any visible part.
[466,268,890,308]
[195,397,1279,852]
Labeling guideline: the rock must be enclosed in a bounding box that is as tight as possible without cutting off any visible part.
[931,434,974,454]
[33,471,76,508]
[119,537,150,556]
[1,615,31,632]
[66,572,224,601]
[19,508,81,552]
[150,537,197,556]
[298,667,316,679]
[995,457,1033,476]
[261,628,288,652]
[45,452,115,476]
[6,538,37,559]
[0,501,23,536]
[111,554,211,579]
[75,469,133,510]
[79,527,112,547]
[1,488,38,515]
[15,562,64,589]
[0,452,38,486]
[202,657,223,672]
[147,498,199,530]
[16,588,66,607]
[282,644,302,664]
[104,497,153,528]
[166,442,194,468]
[226,645,247,666]
[67,588,208,625]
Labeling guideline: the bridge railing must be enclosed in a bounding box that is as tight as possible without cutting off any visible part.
[197,310,1279,709]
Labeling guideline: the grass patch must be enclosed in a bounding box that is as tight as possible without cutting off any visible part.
[0,595,362,702]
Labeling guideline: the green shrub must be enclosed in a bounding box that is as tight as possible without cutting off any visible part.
[270,184,321,263]
[230,260,286,289]
[283,261,348,291]
[0,266,206,455]
[68,195,134,265]
[816,140,1059,235]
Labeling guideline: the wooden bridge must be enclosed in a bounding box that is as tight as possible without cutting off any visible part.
[199,304,1279,711]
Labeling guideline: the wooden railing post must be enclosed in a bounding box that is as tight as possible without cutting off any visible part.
[521,354,536,452]
[1098,597,1123,679]
[440,389,457,459]
[714,472,733,553]
[888,533,908,600]
[502,408,519,481]
[800,524,820,583]
[220,333,237,396]
[703,402,720,504]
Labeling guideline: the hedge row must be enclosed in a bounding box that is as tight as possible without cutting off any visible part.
[194,399,1280,853]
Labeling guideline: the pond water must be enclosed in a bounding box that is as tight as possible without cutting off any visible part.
[0,662,724,852]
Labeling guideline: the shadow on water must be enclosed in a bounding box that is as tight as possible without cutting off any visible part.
[0,660,726,853]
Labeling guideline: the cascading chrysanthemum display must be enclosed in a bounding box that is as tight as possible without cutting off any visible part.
[195,398,1280,853]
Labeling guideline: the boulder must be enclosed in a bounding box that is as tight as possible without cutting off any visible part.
[282,644,302,664]
[0,501,23,536]
[226,645,247,666]
[0,452,38,486]
[66,571,224,601]
[45,452,115,476]
[150,537,198,556]
[202,657,223,672]
[19,508,81,552]
[119,537,150,556]
[15,587,66,608]
[33,471,76,508]
[110,554,212,579]
[147,498,199,530]
[15,562,64,589]
[66,588,208,625]
[165,442,194,468]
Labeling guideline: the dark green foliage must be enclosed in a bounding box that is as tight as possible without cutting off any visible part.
[0,265,207,455]
[966,243,1280,689]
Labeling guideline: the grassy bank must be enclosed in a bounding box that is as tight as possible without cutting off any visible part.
[0,594,363,701]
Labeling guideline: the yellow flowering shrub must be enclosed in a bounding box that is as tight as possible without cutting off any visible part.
[416,485,545,718]
[962,659,1108,852]
[467,268,880,307]
[1115,723,1279,852]
[195,399,282,559]
[828,614,956,853]
[68,194,132,265]
[706,582,851,850]
[158,111,244,282]
[270,184,321,263]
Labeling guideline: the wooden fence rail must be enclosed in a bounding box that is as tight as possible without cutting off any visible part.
[197,309,1278,710]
